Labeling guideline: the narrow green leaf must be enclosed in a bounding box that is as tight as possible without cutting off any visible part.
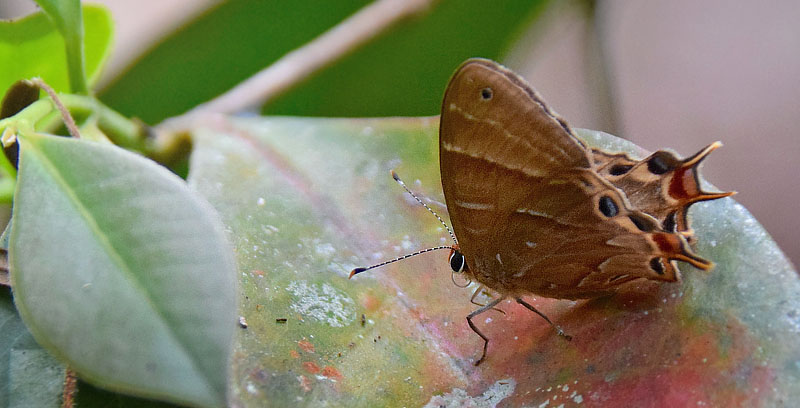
[0,5,113,94]
[188,117,799,406]
[10,134,237,407]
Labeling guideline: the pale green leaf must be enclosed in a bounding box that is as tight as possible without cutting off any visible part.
[10,133,237,407]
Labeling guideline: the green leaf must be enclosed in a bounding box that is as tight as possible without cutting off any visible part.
[1,287,66,408]
[99,0,548,123]
[188,117,799,406]
[0,4,113,94]
[10,134,237,407]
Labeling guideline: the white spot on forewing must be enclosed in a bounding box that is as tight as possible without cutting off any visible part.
[526,241,537,248]
[286,281,355,327]
[517,208,554,219]
[496,253,503,265]
[424,378,516,408]
[441,141,549,177]
[454,199,495,210]
[464,226,489,235]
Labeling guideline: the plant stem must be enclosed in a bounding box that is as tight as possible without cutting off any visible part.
[31,79,81,138]
[0,94,146,152]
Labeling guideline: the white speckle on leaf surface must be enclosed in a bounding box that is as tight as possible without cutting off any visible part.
[261,224,279,235]
[286,281,355,327]
[423,378,515,408]
[315,242,336,257]
[400,235,415,251]
[257,197,265,206]
[246,382,257,395]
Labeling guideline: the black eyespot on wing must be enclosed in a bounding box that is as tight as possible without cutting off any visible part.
[599,196,618,218]
[650,257,665,275]
[663,211,677,232]
[609,164,633,176]
[480,87,493,100]
[629,214,655,232]
[647,153,673,175]
[449,250,465,272]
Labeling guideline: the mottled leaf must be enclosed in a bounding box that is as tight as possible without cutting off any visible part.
[189,117,799,406]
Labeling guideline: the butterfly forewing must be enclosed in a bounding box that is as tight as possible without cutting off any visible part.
[439,59,711,299]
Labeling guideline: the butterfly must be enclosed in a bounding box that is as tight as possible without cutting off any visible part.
[351,58,733,365]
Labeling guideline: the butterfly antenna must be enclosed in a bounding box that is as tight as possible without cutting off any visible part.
[390,170,458,245]
[349,245,454,278]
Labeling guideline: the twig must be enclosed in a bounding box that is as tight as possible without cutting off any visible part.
[185,0,434,117]
[29,78,81,139]
[61,368,78,408]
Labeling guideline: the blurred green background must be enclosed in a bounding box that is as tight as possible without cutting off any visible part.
[1,0,797,265]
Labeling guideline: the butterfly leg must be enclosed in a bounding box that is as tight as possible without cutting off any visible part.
[515,298,573,341]
[466,297,505,366]
[470,285,506,315]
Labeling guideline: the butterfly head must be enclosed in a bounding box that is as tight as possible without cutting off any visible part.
[448,246,468,274]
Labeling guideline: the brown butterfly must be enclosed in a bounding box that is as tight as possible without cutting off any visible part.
[351,58,733,365]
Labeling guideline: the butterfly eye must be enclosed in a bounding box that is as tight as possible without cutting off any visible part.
[649,257,666,275]
[480,87,493,100]
[449,250,466,272]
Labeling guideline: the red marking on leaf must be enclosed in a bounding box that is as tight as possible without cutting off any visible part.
[321,365,342,380]
[303,361,321,375]
[298,338,315,353]
[360,293,381,311]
